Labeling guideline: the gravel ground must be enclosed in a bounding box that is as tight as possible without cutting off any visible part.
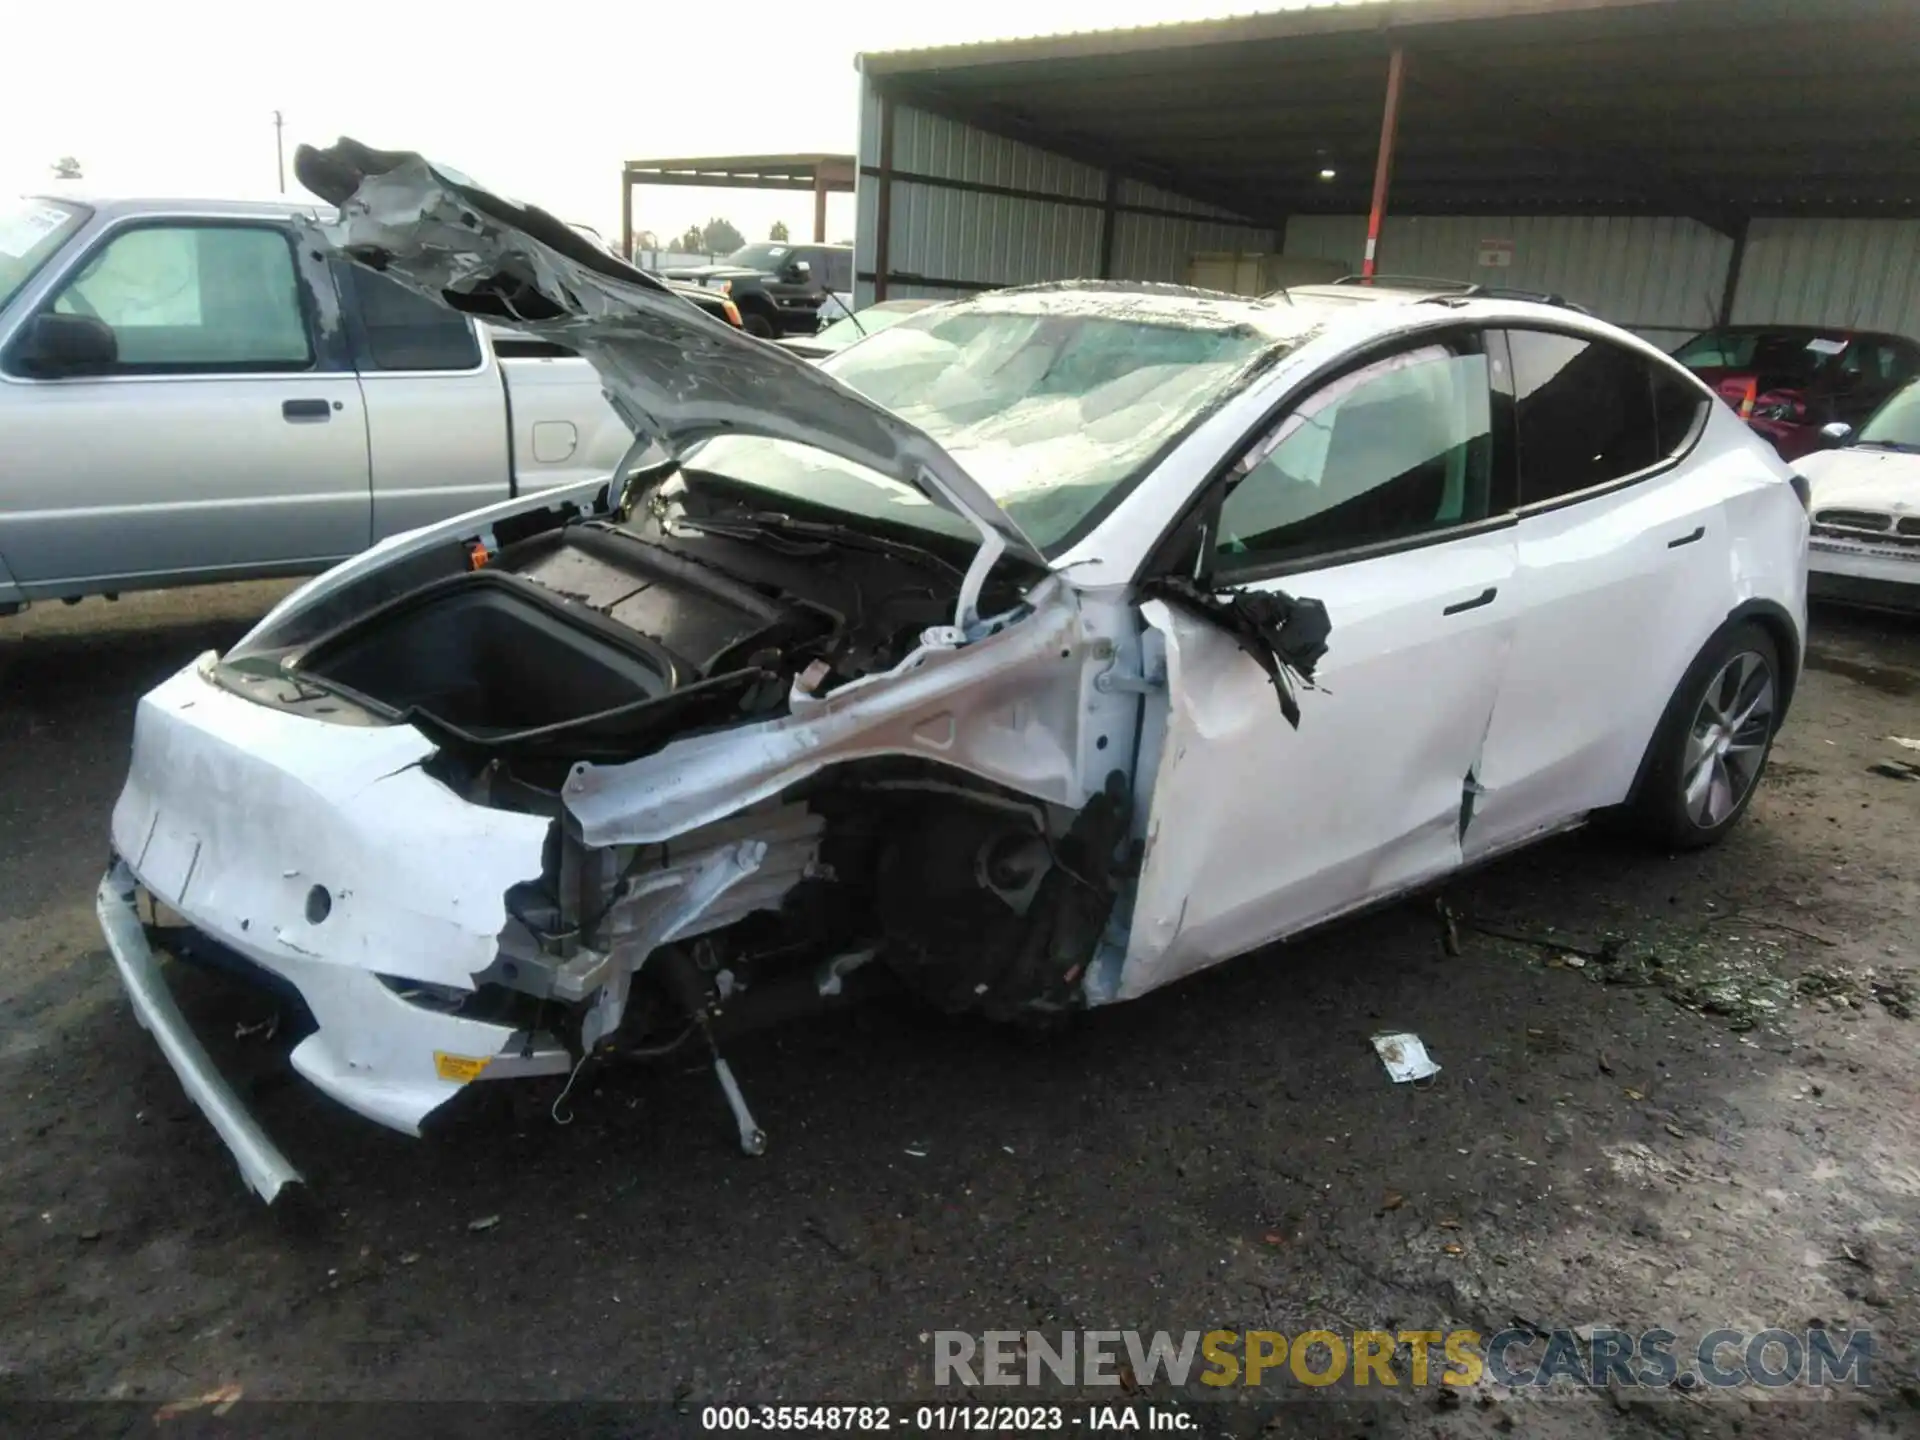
[2,583,1918,1439]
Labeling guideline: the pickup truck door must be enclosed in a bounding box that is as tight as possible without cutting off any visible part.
[486,338,637,500]
[333,264,515,540]
[0,216,370,593]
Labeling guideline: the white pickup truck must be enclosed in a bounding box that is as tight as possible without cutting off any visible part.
[0,195,644,615]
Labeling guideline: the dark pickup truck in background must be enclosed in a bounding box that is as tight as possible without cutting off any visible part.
[663,241,853,338]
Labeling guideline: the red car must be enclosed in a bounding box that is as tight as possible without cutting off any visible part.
[1673,325,1920,460]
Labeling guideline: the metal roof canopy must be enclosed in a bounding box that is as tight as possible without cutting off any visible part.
[621,153,855,256]
[856,0,1920,238]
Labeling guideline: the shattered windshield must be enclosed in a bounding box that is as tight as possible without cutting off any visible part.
[677,301,1284,554]
[1857,380,1920,451]
[0,199,86,312]
[808,301,931,352]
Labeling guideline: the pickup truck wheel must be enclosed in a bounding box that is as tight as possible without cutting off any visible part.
[739,311,776,339]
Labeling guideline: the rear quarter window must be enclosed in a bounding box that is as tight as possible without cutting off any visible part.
[1507,330,1704,506]
[1653,363,1711,456]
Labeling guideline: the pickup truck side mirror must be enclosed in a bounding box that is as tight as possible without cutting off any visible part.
[1818,420,1854,448]
[16,312,118,377]
[785,260,812,284]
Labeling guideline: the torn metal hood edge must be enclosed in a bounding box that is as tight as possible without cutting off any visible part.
[293,139,1046,573]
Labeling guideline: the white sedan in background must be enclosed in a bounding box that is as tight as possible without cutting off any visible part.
[96,138,1809,1201]
[1801,381,1920,610]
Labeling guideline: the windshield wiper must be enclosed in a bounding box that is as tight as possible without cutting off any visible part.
[1854,439,1920,453]
[821,291,865,336]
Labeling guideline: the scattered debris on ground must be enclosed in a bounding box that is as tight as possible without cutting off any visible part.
[1799,966,1919,1019]
[1474,910,1914,1034]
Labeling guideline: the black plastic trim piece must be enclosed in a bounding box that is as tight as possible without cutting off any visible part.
[1211,513,1518,588]
[1443,586,1498,615]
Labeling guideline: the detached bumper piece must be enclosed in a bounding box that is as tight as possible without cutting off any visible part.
[96,863,303,1203]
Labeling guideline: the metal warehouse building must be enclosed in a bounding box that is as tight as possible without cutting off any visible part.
[851,0,1920,348]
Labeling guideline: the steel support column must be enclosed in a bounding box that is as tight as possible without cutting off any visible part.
[620,170,634,264]
[813,172,829,243]
[1362,46,1407,279]
[1717,216,1751,326]
[874,97,896,301]
[1098,170,1119,279]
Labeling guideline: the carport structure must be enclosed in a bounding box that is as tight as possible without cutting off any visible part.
[853,0,1920,343]
[619,153,855,261]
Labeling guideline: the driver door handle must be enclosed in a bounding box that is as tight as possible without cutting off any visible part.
[282,398,332,423]
[1667,525,1706,549]
[1443,587,1498,616]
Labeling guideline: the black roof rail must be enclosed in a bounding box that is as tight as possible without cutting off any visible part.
[1330,273,1475,291]
[1325,272,1591,315]
[1466,285,1592,315]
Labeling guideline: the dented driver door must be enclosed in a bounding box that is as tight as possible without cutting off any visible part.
[1118,335,1520,1001]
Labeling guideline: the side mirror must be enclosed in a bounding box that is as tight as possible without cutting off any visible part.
[1818,420,1854,448]
[787,260,812,284]
[16,312,118,377]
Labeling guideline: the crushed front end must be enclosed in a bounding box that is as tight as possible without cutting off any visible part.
[100,477,1148,1200]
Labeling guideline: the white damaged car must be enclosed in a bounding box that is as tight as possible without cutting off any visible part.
[100,139,1809,1201]
[1800,380,1920,611]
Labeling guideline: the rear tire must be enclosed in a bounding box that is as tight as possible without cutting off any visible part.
[740,310,776,339]
[1625,620,1782,850]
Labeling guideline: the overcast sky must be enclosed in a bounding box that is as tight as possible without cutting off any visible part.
[2,0,1302,250]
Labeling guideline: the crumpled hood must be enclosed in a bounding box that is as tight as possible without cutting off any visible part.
[1800,446,1920,518]
[293,138,1043,566]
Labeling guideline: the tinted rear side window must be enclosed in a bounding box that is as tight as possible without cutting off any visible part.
[1652,364,1710,456]
[340,266,481,371]
[1507,330,1659,504]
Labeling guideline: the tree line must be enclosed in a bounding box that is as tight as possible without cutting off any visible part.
[670,218,794,254]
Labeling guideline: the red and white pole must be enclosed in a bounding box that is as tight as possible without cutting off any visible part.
[1362,47,1407,280]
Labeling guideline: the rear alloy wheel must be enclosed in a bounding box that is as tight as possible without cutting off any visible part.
[1683,651,1775,827]
[1629,621,1781,849]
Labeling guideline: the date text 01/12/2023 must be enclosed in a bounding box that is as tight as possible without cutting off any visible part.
[700,1404,1196,1431]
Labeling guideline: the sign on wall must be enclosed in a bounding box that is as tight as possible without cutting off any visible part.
[1476,238,1514,269]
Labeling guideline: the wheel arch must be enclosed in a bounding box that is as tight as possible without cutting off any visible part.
[1621,597,1801,811]
[733,291,779,323]
[1729,597,1802,720]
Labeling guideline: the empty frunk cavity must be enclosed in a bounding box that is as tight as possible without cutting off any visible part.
[298,572,678,735]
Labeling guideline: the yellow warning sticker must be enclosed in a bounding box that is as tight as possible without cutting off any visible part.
[434,1051,492,1083]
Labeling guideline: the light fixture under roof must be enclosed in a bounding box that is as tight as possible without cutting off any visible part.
[1318,167,1338,180]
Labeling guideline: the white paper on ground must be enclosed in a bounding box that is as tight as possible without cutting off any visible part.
[1373,1031,1442,1083]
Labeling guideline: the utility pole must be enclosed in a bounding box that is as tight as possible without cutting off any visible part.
[273,110,286,194]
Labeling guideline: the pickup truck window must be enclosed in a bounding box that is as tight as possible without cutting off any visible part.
[725,243,793,271]
[0,199,87,312]
[337,264,482,371]
[811,248,853,292]
[48,223,312,372]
